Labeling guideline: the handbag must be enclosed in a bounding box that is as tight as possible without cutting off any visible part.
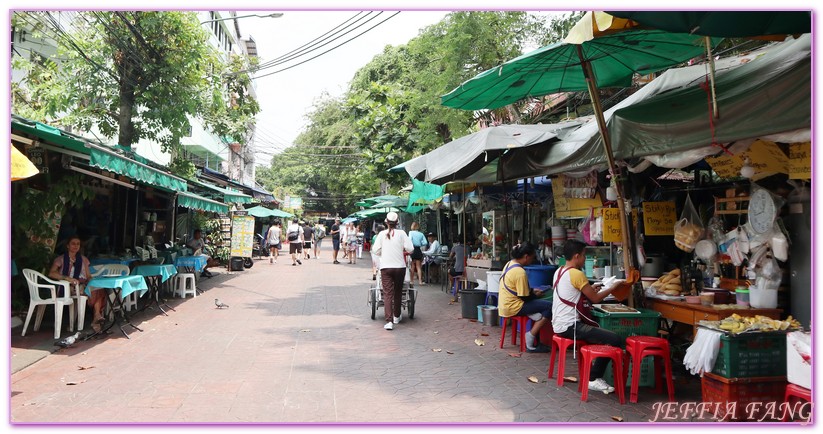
[287,231,299,242]
[553,267,599,327]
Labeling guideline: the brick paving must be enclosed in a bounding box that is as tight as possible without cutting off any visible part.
[10,245,703,424]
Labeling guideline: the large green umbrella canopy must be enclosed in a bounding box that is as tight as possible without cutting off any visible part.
[353,207,399,219]
[606,11,810,39]
[244,206,294,219]
[441,29,718,110]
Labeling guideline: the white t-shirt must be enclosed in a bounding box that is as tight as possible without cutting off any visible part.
[267,226,282,245]
[373,228,413,269]
[286,223,303,244]
[551,267,591,334]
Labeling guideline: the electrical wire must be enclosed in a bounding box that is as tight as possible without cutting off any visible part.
[253,12,401,80]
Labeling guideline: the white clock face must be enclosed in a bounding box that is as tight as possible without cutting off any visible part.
[748,189,776,234]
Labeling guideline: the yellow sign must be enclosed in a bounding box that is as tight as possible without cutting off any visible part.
[230,215,255,258]
[601,207,622,243]
[789,142,811,179]
[552,174,603,219]
[642,201,677,236]
[706,140,789,179]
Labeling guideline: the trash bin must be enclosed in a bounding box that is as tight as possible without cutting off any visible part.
[477,304,496,322]
[481,306,499,327]
[460,289,487,318]
[229,256,245,271]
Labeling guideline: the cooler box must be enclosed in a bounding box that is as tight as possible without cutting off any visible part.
[786,331,811,389]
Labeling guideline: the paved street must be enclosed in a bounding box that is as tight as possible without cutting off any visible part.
[10,244,702,424]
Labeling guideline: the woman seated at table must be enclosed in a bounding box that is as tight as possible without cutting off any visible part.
[48,235,101,332]
[421,233,441,282]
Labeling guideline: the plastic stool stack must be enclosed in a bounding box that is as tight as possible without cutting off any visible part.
[173,273,197,298]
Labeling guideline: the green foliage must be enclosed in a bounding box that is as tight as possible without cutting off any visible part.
[168,157,196,179]
[12,11,219,154]
[201,55,261,146]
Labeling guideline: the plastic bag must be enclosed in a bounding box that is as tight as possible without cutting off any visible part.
[591,211,604,243]
[674,194,704,252]
[579,208,598,246]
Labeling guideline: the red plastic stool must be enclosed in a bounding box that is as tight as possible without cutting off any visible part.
[625,336,675,403]
[499,316,530,352]
[578,345,626,404]
[783,384,812,422]
[548,335,588,386]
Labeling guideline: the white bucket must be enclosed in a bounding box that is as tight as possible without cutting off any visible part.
[486,271,502,294]
[749,285,778,309]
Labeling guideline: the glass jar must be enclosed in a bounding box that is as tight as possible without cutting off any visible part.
[735,287,750,306]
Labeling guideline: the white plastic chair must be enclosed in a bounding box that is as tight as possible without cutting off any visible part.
[21,269,75,339]
[134,246,149,260]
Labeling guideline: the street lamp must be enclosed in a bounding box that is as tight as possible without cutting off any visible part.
[200,12,283,25]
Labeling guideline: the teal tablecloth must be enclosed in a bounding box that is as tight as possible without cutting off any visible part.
[85,275,148,300]
[131,264,178,283]
[90,257,139,267]
[174,256,207,272]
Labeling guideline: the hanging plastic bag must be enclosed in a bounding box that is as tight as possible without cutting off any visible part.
[591,211,604,243]
[579,208,598,246]
[674,194,704,252]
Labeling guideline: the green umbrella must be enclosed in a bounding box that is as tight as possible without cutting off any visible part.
[244,206,294,219]
[441,28,720,283]
[354,201,373,207]
[606,11,810,39]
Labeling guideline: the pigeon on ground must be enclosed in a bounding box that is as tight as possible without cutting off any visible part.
[215,299,229,309]
[55,332,80,348]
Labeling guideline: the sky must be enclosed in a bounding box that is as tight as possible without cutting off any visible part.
[237,10,449,166]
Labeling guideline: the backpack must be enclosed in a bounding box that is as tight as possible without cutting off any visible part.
[316,226,326,240]
[287,229,299,242]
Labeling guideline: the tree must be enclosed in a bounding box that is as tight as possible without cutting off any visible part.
[11,11,226,156]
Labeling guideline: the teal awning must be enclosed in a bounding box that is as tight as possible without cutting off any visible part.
[190,179,253,204]
[89,147,187,192]
[11,119,90,155]
[406,179,444,213]
[177,191,228,214]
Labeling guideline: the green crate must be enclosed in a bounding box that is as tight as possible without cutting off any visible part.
[712,332,787,378]
[594,307,662,388]
[593,307,661,339]
[604,356,655,388]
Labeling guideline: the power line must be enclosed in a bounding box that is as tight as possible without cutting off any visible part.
[253,12,401,80]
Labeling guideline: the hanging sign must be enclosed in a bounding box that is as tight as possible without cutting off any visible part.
[789,142,811,179]
[601,207,622,243]
[706,140,789,179]
[230,215,254,258]
[642,201,677,236]
[552,174,602,219]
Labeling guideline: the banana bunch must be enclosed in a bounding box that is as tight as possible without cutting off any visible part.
[717,314,802,334]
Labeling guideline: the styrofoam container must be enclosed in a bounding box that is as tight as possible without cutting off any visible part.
[486,271,502,295]
[786,331,811,389]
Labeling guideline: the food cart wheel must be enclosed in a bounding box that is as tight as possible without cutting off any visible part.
[243,257,254,268]
[407,289,416,319]
[370,288,377,320]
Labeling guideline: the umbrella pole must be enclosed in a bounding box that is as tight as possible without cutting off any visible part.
[577,47,634,285]
[705,36,719,119]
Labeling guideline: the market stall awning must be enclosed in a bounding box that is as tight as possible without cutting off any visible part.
[11,119,89,155]
[400,122,582,184]
[406,179,444,213]
[89,146,188,192]
[190,179,253,204]
[177,191,228,214]
[498,35,811,179]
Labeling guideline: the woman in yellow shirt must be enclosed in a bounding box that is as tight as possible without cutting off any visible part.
[498,242,552,352]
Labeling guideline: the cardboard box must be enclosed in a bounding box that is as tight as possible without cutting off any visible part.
[786,331,811,389]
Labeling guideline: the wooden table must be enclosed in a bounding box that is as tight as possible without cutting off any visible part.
[646,298,782,338]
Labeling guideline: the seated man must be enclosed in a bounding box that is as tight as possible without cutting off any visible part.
[552,240,626,394]
[187,229,220,278]
[421,232,442,282]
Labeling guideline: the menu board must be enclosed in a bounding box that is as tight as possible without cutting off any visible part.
[789,142,811,179]
[601,207,622,243]
[552,174,603,219]
[642,201,677,236]
[230,215,255,258]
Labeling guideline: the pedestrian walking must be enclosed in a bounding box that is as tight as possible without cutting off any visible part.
[286,218,304,266]
[373,212,413,330]
[346,222,358,264]
[266,220,282,264]
[313,221,326,259]
[355,224,365,259]
[370,224,383,281]
[408,222,427,286]
[340,221,350,260]
[302,221,314,260]
[330,218,341,264]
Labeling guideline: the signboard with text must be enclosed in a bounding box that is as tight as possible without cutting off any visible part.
[642,201,677,236]
[601,207,622,243]
[789,142,811,179]
[552,174,603,219]
[230,215,254,258]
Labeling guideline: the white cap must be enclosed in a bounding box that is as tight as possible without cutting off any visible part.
[386,211,399,223]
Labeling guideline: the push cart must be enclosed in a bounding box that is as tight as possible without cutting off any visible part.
[369,273,417,320]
